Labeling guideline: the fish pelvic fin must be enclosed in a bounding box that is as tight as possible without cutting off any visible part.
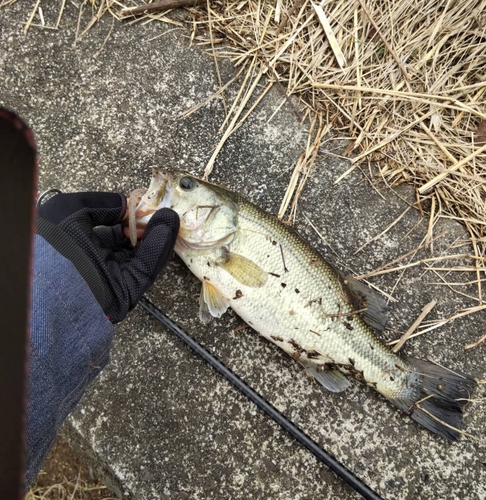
[199,281,230,323]
[390,357,477,441]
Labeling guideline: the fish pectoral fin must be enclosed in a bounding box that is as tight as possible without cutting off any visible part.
[217,251,268,288]
[199,281,230,323]
[302,364,352,393]
[339,273,389,331]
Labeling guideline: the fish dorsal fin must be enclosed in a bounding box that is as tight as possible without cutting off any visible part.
[217,248,268,288]
[339,273,389,331]
[199,281,230,323]
[302,363,352,393]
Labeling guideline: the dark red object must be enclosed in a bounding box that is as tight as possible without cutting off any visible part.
[0,108,37,498]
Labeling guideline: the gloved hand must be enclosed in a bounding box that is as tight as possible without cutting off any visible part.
[37,191,179,323]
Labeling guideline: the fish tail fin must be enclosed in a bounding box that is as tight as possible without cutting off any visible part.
[390,357,476,441]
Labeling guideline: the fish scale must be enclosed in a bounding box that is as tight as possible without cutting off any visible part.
[133,168,476,441]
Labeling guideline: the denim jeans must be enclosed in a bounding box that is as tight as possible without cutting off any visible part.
[26,235,114,486]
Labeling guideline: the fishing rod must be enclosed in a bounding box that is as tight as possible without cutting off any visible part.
[140,296,385,500]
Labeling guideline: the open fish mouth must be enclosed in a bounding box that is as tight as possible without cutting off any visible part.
[127,168,170,246]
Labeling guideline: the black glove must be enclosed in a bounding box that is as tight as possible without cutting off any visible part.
[37,192,179,323]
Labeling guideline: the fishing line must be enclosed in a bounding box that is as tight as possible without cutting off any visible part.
[140,296,385,500]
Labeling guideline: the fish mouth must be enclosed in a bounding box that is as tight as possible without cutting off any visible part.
[128,168,172,245]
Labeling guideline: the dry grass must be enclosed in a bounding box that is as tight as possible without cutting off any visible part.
[186,1,486,239]
[24,436,118,500]
[25,482,116,500]
[15,2,486,227]
[10,0,486,234]
[108,2,485,247]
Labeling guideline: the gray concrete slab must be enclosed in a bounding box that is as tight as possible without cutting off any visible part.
[1,4,485,499]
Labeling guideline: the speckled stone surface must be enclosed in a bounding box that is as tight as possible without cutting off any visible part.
[1,4,484,499]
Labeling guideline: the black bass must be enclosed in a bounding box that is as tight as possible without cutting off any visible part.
[133,168,475,441]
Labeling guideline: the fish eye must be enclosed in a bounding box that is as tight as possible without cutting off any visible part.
[179,176,195,191]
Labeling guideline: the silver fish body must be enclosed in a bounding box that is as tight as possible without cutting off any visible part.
[181,191,411,398]
[135,168,476,441]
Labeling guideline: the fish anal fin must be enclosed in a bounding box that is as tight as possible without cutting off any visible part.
[303,364,352,393]
[199,281,230,323]
[217,248,267,288]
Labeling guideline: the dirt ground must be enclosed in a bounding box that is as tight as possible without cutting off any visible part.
[25,436,118,500]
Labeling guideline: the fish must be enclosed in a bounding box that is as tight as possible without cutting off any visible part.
[132,168,476,441]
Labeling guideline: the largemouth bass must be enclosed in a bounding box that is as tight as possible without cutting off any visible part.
[133,168,475,441]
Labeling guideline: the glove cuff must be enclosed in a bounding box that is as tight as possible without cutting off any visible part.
[36,217,111,313]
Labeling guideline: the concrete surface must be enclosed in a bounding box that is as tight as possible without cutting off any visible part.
[1,3,485,499]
